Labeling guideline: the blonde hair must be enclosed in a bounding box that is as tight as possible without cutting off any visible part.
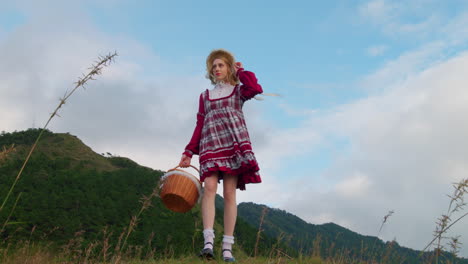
[205,49,239,85]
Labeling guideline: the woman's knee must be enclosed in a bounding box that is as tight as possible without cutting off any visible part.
[204,175,218,194]
[223,186,236,202]
[223,174,237,198]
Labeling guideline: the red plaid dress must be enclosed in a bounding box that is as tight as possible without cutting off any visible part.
[184,69,262,190]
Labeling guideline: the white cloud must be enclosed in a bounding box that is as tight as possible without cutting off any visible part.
[335,172,371,198]
[278,103,318,117]
[358,0,441,37]
[274,51,468,257]
[359,0,396,23]
[443,12,468,45]
[0,3,205,173]
[367,45,388,56]
[360,41,446,91]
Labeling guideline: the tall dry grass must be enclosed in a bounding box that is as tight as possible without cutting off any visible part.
[421,178,468,263]
[368,209,394,262]
[0,144,16,163]
[0,51,117,262]
[254,206,268,258]
[0,52,118,224]
[112,183,161,264]
[0,182,467,264]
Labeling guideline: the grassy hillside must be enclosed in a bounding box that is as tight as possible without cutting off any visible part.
[0,129,467,263]
[237,203,468,263]
[0,129,117,171]
[0,129,284,262]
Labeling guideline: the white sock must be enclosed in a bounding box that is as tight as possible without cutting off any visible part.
[203,229,215,250]
[222,235,234,258]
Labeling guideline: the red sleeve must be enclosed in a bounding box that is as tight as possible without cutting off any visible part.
[183,93,205,158]
[237,68,263,101]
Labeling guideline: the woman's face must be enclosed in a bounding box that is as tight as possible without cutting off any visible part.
[212,58,229,82]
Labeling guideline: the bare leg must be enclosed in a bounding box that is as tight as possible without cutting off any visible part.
[222,173,238,260]
[202,173,219,230]
[223,173,238,236]
[200,173,219,256]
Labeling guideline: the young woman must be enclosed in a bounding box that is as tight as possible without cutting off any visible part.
[179,49,262,262]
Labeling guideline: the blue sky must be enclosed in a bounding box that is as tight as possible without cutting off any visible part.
[2,0,468,258]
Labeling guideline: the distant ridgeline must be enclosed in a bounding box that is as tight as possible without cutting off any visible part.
[0,129,467,263]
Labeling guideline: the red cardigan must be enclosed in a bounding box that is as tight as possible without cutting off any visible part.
[183,68,263,158]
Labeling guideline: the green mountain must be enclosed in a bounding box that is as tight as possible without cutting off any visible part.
[0,129,282,259]
[237,202,468,263]
[1,129,467,263]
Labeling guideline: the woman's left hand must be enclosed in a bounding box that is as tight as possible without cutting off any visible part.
[235,62,243,71]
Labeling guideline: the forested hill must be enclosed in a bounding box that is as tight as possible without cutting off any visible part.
[237,201,468,263]
[0,129,285,258]
[0,129,466,263]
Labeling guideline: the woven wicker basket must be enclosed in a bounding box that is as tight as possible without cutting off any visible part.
[160,165,202,213]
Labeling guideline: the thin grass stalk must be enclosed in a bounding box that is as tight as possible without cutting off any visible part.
[191,211,201,253]
[448,236,461,261]
[435,178,467,262]
[254,206,268,257]
[422,211,468,252]
[0,193,22,233]
[112,183,159,264]
[145,232,156,260]
[111,229,126,264]
[369,210,394,262]
[120,184,159,252]
[420,178,467,260]
[83,242,98,264]
[0,144,15,163]
[312,234,321,258]
[99,227,111,263]
[0,52,117,216]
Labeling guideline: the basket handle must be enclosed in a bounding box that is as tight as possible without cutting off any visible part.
[168,165,200,174]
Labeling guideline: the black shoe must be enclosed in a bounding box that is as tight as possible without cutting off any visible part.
[222,249,235,262]
[198,242,214,260]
